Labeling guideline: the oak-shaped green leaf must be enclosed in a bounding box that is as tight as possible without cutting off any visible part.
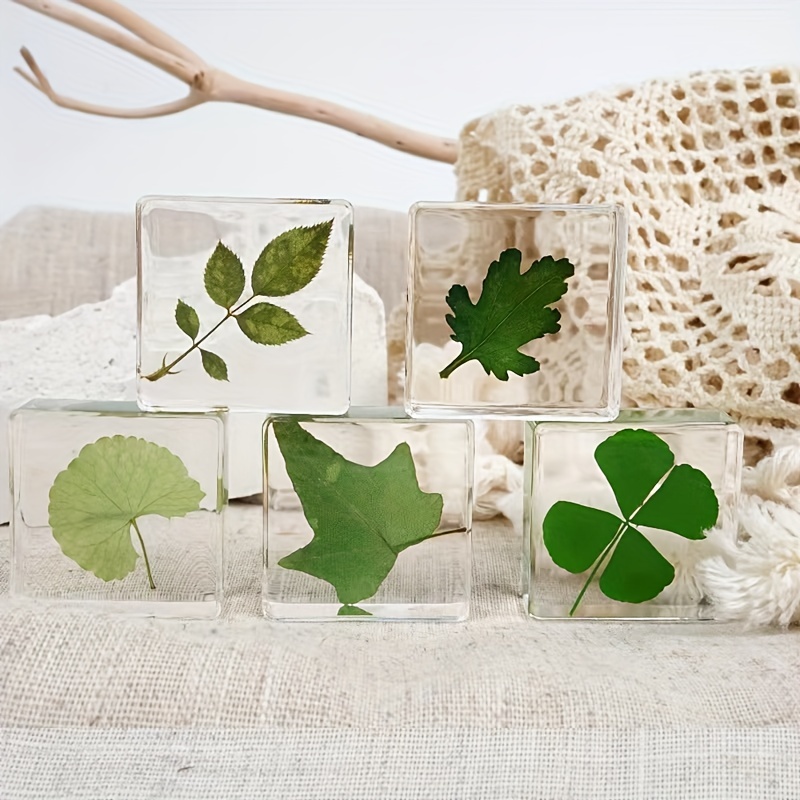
[175,299,200,341]
[251,220,333,297]
[235,302,308,345]
[204,241,245,309]
[200,348,228,381]
[48,435,205,587]
[542,429,719,614]
[440,248,574,381]
[273,420,443,612]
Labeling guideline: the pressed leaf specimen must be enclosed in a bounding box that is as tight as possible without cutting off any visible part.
[542,429,719,616]
[273,419,459,616]
[439,248,574,380]
[48,435,205,589]
[144,220,333,382]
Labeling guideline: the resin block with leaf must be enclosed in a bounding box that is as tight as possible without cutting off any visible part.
[405,202,626,418]
[525,410,743,620]
[137,196,353,413]
[10,401,225,618]
[264,411,473,620]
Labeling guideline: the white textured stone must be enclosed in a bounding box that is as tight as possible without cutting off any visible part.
[0,275,387,521]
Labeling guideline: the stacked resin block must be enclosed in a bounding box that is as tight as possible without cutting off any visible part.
[524,411,743,620]
[10,401,225,617]
[263,411,473,620]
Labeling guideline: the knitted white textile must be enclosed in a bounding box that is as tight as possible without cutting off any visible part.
[456,65,800,450]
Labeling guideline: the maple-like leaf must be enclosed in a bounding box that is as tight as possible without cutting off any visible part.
[272,419,444,615]
[439,248,574,381]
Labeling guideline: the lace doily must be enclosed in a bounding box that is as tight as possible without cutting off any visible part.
[456,65,800,455]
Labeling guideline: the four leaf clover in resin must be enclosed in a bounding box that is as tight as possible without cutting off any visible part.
[440,248,574,381]
[542,429,719,616]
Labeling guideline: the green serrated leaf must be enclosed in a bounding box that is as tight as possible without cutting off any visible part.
[175,299,200,341]
[251,220,333,297]
[273,420,444,611]
[542,429,720,613]
[236,302,308,345]
[440,249,574,381]
[48,435,205,588]
[338,605,373,616]
[204,241,245,309]
[200,349,228,381]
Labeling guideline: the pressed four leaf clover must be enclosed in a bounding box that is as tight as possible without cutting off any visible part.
[273,420,449,616]
[440,248,574,381]
[144,220,333,383]
[542,429,719,616]
[48,435,205,590]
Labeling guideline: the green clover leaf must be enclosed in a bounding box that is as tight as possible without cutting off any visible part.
[542,429,719,615]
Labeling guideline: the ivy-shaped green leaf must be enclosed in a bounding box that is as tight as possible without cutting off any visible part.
[439,248,574,381]
[542,429,719,615]
[143,222,333,383]
[273,419,445,616]
[48,435,205,590]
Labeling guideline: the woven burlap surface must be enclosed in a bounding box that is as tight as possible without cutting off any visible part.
[1,505,800,798]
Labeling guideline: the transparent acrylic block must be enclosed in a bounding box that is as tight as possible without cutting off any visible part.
[264,409,473,621]
[405,202,626,419]
[137,196,353,413]
[525,410,743,620]
[10,400,225,618]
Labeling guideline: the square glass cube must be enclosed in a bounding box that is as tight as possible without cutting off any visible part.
[264,409,473,620]
[10,400,225,618]
[137,196,353,413]
[525,410,743,620]
[405,202,626,419]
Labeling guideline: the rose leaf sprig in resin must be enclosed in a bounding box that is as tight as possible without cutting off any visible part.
[543,429,719,616]
[439,247,574,380]
[48,435,205,590]
[145,220,333,382]
[273,420,463,616]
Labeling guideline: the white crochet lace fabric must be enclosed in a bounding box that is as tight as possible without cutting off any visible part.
[456,65,800,450]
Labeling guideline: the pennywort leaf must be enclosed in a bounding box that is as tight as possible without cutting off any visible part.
[542,429,719,614]
[235,302,308,345]
[204,242,246,310]
[440,249,574,381]
[48,435,205,589]
[251,220,333,297]
[175,299,200,341]
[273,420,444,614]
[200,349,228,381]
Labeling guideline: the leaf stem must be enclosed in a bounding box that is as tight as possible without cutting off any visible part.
[427,526,468,539]
[143,294,254,381]
[130,517,155,590]
[569,522,627,617]
[439,354,468,380]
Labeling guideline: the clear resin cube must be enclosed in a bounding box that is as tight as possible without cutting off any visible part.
[405,202,626,419]
[264,410,473,621]
[10,400,225,618]
[525,410,743,620]
[137,196,353,413]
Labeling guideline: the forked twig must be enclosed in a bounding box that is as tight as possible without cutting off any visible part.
[12,0,457,163]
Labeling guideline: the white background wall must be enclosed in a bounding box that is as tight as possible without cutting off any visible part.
[1,0,798,224]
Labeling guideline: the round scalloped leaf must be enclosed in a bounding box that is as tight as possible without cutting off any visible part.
[48,435,205,582]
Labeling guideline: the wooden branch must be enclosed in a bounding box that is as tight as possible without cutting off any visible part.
[12,0,457,163]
